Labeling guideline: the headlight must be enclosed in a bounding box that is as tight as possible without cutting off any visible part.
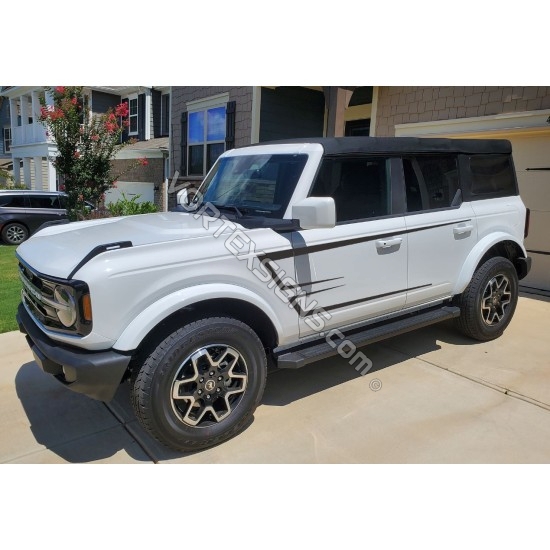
[19,260,93,335]
[53,286,77,327]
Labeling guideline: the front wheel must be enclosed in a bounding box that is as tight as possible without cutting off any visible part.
[130,317,267,452]
[455,256,519,341]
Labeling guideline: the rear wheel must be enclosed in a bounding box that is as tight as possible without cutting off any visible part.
[130,317,267,452]
[455,256,519,341]
[1,222,28,245]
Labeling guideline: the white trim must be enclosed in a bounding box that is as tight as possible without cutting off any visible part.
[251,86,261,144]
[186,92,229,112]
[395,109,550,138]
[370,86,380,136]
[145,89,151,140]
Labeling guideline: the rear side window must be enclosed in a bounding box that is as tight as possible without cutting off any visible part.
[0,194,27,208]
[403,155,460,212]
[310,157,391,222]
[469,154,516,196]
[29,195,61,209]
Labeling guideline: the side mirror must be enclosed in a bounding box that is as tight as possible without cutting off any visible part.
[177,188,189,207]
[292,197,336,230]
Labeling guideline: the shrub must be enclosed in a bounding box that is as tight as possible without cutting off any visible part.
[107,192,159,217]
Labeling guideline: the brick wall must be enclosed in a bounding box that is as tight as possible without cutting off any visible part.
[170,86,254,178]
[375,86,550,137]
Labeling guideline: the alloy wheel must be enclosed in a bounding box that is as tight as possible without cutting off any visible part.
[171,344,248,427]
[481,274,512,326]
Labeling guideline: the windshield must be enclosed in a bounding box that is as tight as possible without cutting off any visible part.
[196,153,308,218]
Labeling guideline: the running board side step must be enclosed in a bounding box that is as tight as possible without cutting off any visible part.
[275,306,460,369]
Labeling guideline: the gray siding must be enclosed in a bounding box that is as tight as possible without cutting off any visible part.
[375,86,550,137]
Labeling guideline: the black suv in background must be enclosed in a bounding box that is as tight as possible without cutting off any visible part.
[0,190,70,245]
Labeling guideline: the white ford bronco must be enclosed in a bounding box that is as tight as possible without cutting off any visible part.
[16,137,531,451]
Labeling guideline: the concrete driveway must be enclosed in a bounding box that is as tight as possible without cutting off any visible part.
[1,293,549,463]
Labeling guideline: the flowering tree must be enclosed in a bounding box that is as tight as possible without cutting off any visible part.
[39,86,148,220]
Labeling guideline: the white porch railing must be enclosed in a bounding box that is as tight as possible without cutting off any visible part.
[12,122,49,146]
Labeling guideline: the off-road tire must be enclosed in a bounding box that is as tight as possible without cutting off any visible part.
[455,256,518,341]
[130,317,267,452]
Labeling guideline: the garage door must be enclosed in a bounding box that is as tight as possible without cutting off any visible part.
[507,135,550,293]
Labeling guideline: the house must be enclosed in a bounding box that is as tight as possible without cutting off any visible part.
[0,88,12,184]
[169,86,549,293]
[0,86,171,208]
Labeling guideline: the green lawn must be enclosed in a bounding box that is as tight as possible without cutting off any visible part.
[0,246,21,333]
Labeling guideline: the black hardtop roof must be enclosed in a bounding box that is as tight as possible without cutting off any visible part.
[254,136,512,155]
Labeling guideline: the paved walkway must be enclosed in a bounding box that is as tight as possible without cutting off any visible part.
[1,294,549,463]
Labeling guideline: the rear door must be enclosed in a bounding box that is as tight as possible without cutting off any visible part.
[401,154,478,306]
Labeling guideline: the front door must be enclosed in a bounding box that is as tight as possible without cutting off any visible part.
[294,155,408,337]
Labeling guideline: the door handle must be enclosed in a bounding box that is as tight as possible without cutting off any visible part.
[375,237,403,249]
[453,223,474,235]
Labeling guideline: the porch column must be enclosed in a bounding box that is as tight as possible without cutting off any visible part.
[324,87,354,137]
[22,157,31,188]
[31,91,41,120]
[47,159,57,191]
[12,159,21,185]
[20,95,29,126]
[31,91,42,142]
[34,156,43,190]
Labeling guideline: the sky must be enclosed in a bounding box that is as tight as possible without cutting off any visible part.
[3,2,545,86]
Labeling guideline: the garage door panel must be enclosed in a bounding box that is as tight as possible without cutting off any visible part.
[524,211,550,253]
[521,253,550,292]
[516,171,550,212]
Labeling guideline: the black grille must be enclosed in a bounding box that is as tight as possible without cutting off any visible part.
[19,263,70,333]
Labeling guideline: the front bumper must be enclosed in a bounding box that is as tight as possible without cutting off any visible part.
[17,303,131,402]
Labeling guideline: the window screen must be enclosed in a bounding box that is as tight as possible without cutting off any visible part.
[469,154,516,196]
[403,155,460,212]
[310,157,390,222]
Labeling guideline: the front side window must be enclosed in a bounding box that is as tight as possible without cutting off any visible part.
[403,155,460,212]
[0,194,27,208]
[3,128,11,153]
[128,97,138,135]
[197,153,308,218]
[310,157,391,222]
[188,106,226,176]
[469,154,516,196]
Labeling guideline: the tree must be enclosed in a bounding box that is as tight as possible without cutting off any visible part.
[39,86,148,220]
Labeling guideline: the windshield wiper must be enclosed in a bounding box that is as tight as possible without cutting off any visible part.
[213,204,249,218]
